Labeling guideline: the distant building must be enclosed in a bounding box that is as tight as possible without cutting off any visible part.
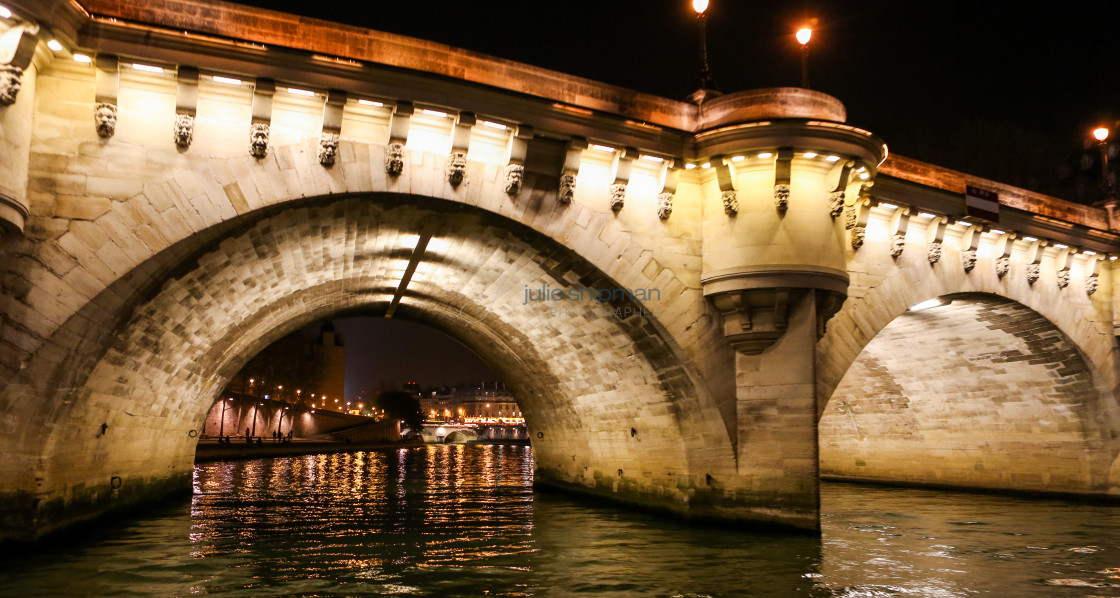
[310,322,346,407]
[221,320,347,411]
[419,381,522,424]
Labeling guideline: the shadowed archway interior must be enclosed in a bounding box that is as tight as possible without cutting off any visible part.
[820,293,1120,495]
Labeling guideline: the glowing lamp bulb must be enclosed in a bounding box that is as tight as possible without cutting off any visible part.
[1093,127,1110,142]
[796,28,813,45]
[692,0,709,14]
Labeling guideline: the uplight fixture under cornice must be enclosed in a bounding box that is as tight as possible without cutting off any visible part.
[909,298,948,312]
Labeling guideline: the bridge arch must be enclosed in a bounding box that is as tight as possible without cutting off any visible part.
[819,246,1120,495]
[1,190,737,540]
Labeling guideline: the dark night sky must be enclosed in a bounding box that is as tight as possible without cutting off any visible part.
[233,0,1120,198]
[303,318,497,400]
[257,1,1120,392]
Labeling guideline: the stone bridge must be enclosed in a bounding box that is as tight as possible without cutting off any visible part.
[1,0,1119,542]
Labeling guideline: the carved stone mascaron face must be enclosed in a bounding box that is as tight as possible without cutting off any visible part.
[504,164,525,194]
[318,133,340,166]
[94,103,117,138]
[0,65,22,106]
[173,114,194,148]
[447,152,467,186]
[385,142,405,176]
[249,123,269,157]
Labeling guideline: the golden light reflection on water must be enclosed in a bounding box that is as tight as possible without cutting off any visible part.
[4,445,1120,597]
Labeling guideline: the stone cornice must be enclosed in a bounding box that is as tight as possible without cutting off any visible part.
[881,154,1111,234]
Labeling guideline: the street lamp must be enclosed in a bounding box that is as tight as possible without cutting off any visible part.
[796,24,814,88]
[219,397,233,438]
[692,0,715,93]
[1094,126,1114,200]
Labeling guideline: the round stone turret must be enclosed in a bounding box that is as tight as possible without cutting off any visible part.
[691,88,886,353]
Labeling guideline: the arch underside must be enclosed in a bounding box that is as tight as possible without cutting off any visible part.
[0,194,738,540]
[820,293,1120,495]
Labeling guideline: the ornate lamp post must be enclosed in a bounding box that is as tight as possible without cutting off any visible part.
[689,0,719,103]
[796,25,813,88]
[1093,126,1112,198]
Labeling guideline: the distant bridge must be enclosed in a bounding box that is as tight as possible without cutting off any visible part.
[417,423,528,444]
[1,0,1119,542]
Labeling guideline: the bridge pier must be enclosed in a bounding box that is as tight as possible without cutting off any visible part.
[734,292,821,530]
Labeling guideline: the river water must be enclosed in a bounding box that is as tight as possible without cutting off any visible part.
[2,444,1118,597]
